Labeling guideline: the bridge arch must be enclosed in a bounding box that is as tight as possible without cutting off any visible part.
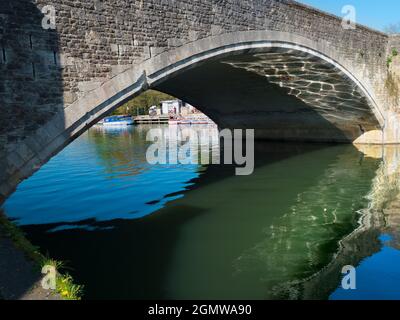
[66,30,384,133]
[0,30,387,200]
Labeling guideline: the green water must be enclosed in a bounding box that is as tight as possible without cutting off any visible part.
[2,126,383,299]
[160,145,379,299]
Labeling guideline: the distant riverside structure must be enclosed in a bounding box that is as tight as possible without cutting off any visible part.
[161,100,182,115]
[1,0,400,201]
[159,100,203,117]
[140,100,213,124]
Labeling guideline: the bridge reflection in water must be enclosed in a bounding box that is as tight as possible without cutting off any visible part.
[299,146,400,300]
[2,126,400,299]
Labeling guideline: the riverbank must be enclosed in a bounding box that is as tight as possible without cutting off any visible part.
[0,213,82,300]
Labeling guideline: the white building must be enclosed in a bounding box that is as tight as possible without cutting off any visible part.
[161,100,182,115]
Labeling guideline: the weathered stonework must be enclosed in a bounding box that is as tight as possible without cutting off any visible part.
[224,49,380,137]
[389,35,400,52]
[1,0,400,201]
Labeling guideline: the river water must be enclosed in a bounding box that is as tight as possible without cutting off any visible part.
[2,125,400,300]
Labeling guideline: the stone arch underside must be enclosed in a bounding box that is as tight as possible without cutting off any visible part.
[155,46,382,142]
[0,31,386,201]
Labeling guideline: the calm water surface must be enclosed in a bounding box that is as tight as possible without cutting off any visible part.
[3,125,400,299]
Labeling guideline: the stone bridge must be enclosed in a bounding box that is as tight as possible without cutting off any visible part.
[1,0,400,201]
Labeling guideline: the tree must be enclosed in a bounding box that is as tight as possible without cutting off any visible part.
[384,23,400,34]
[113,90,175,116]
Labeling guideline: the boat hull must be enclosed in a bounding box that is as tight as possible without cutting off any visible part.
[102,120,134,126]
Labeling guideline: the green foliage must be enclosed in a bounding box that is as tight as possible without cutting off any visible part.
[0,213,42,263]
[37,255,83,300]
[387,56,393,67]
[41,257,83,300]
[387,49,399,68]
[113,90,175,116]
[0,213,83,300]
[384,23,400,35]
[56,274,83,300]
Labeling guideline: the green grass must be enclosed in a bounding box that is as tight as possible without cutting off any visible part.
[0,214,42,263]
[42,258,83,300]
[56,274,83,300]
[0,214,83,300]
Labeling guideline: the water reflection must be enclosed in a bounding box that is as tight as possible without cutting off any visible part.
[4,125,218,226]
[163,145,379,299]
[286,146,400,300]
[331,234,400,300]
[330,146,400,300]
[2,126,400,299]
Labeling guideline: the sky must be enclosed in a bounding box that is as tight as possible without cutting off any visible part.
[298,0,400,32]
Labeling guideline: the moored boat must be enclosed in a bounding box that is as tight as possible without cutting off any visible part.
[97,115,134,126]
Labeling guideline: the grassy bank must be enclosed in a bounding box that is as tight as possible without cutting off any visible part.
[0,213,83,300]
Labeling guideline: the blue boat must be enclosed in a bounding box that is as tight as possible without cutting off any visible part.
[98,115,134,127]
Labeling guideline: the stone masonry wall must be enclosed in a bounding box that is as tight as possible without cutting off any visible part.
[0,1,63,198]
[0,1,62,152]
[389,35,400,52]
[0,0,391,149]
[53,0,389,104]
[387,36,400,110]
